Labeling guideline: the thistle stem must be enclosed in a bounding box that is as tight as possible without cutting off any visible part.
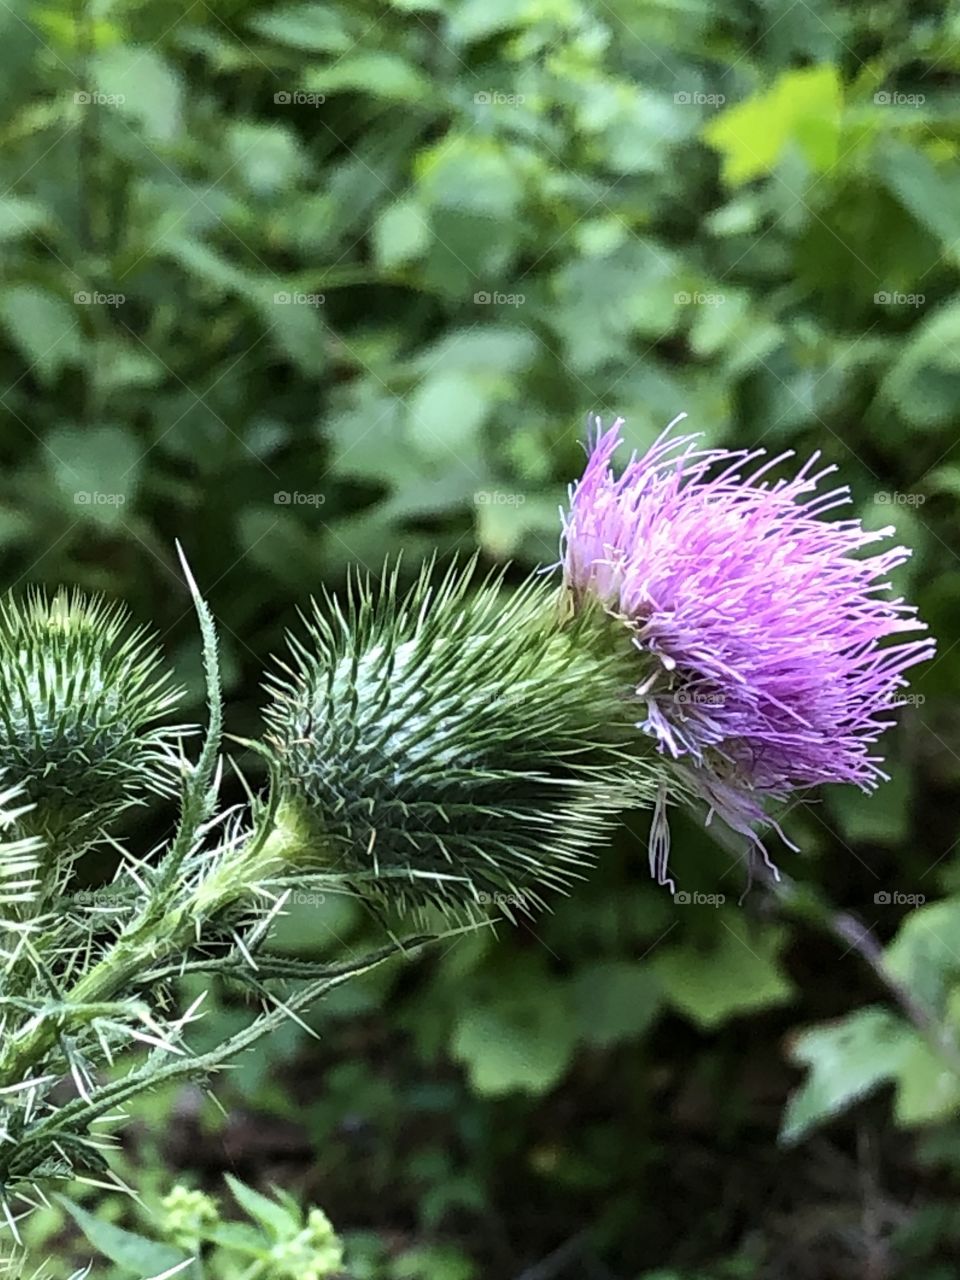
[0,812,309,1092]
[769,874,960,1082]
[3,936,432,1186]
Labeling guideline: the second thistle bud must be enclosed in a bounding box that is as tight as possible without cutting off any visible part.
[264,561,661,917]
[0,590,183,857]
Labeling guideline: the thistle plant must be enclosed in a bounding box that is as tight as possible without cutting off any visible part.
[0,418,932,1243]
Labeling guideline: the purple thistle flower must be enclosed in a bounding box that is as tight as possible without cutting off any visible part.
[561,415,935,887]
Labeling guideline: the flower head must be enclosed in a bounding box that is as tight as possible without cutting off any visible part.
[0,590,183,857]
[562,416,935,884]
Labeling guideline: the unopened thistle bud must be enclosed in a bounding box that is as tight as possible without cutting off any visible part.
[0,590,183,857]
[264,561,661,917]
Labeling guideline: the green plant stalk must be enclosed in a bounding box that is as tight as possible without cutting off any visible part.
[5,935,433,1187]
[0,812,311,1094]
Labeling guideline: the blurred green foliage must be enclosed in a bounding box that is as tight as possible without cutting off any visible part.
[54,1177,345,1280]
[5,0,960,1275]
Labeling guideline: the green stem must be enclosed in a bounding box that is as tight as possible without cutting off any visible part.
[0,813,304,1091]
[5,938,430,1184]
[771,874,960,1080]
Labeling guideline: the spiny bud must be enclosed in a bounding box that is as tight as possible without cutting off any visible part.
[0,590,184,856]
[264,560,661,918]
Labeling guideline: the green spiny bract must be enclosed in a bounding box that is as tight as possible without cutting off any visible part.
[0,590,184,857]
[0,780,43,907]
[264,560,661,918]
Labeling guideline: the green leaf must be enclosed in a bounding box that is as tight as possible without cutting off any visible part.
[161,240,328,375]
[885,899,960,1014]
[407,370,490,454]
[58,1197,189,1276]
[416,135,526,219]
[92,341,167,394]
[703,64,843,184]
[227,123,306,196]
[411,327,537,375]
[47,424,143,525]
[92,47,184,140]
[583,84,691,176]
[0,196,47,243]
[548,242,682,373]
[824,770,912,844]
[927,465,960,499]
[235,505,325,588]
[451,986,577,1096]
[650,917,795,1029]
[875,139,960,260]
[781,1007,913,1144]
[307,53,431,103]
[571,961,663,1048]
[224,1173,297,1239]
[475,492,559,560]
[162,236,254,295]
[248,4,352,52]
[446,0,530,44]
[0,285,79,383]
[205,1222,267,1253]
[393,1245,477,1280]
[686,288,753,358]
[327,390,411,485]
[894,1037,960,1125]
[258,291,328,374]
[880,299,960,428]
[0,505,33,552]
[373,199,431,269]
